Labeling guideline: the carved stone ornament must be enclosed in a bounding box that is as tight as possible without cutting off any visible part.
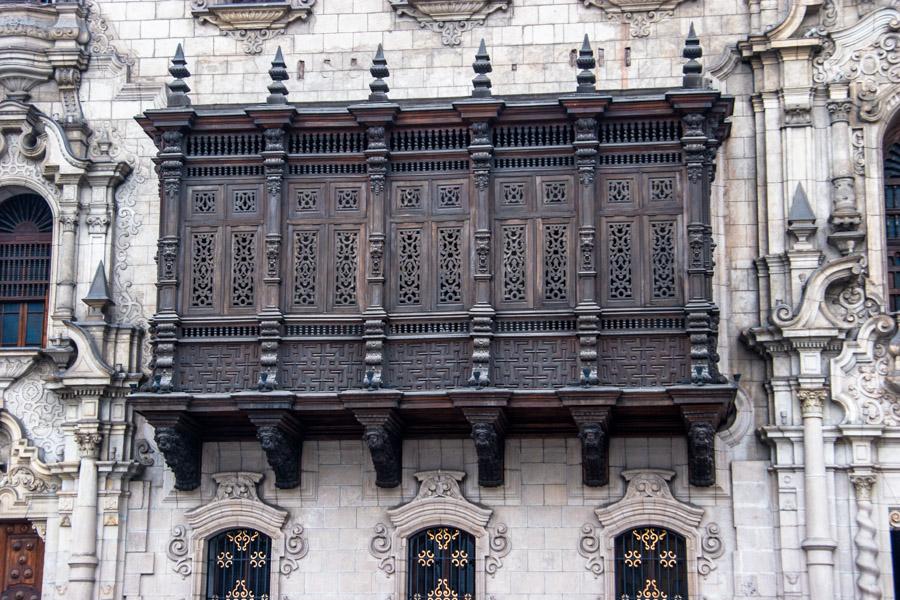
[582,0,685,38]
[373,470,510,598]
[812,8,900,122]
[190,0,316,54]
[280,521,309,577]
[389,0,509,46]
[212,471,262,501]
[166,524,192,579]
[0,412,59,513]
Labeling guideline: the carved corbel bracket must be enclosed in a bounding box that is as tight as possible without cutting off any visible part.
[351,406,403,488]
[680,410,717,487]
[153,414,201,491]
[388,0,509,46]
[246,409,303,489]
[462,407,507,487]
[568,405,612,487]
[190,0,316,55]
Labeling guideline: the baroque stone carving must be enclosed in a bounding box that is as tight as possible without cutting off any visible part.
[167,524,192,578]
[4,361,65,462]
[813,9,900,121]
[257,424,301,490]
[686,421,716,487]
[389,0,509,46]
[370,522,396,577]
[850,474,881,600]
[213,471,262,501]
[485,523,510,576]
[280,522,309,577]
[190,0,316,55]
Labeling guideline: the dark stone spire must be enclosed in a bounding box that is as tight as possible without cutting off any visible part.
[682,23,703,89]
[472,39,492,98]
[368,44,390,102]
[576,34,596,94]
[267,46,289,104]
[83,262,113,321]
[166,43,191,108]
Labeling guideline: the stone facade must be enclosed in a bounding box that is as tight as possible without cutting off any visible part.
[0,0,899,599]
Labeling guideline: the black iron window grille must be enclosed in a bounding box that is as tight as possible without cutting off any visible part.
[206,528,271,600]
[407,527,476,600]
[886,143,900,312]
[615,526,687,600]
[0,195,51,347]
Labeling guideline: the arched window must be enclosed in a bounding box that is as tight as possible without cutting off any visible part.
[0,194,51,347]
[206,528,272,600]
[407,527,476,600]
[885,142,900,311]
[615,526,688,600]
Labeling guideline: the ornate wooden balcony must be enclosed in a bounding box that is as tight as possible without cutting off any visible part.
[131,39,736,492]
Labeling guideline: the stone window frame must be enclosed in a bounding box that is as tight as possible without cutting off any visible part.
[371,470,510,600]
[0,407,57,534]
[183,472,290,600]
[581,469,724,600]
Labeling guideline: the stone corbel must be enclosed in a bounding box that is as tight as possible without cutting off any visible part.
[462,407,506,487]
[352,407,402,488]
[190,0,316,55]
[388,0,509,46]
[246,409,302,489]
[582,0,686,38]
[153,415,201,491]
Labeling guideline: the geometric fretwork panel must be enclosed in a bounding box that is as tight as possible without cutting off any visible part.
[598,335,690,387]
[385,339,471,390]
[492,336,578,388]
[175,342,260,393]
[278,341,365,391]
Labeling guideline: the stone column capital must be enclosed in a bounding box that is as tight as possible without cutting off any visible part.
[850,473,877,501]
[798,388,828,417]
[826,100,854,124]
[74,430,102,459]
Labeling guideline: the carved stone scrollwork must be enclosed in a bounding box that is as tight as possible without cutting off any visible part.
[577,523,603,578]
[154,424,201,491]
[256,421,302,489]
[485,523,510,576]
[697,522,725,578]
[463,408,506,487]
[355,410,402,488]
[388,0,509,46]
[685,420,716,487]
[167,524,192,578]
[280,521,309,577]
[370,522,396,577]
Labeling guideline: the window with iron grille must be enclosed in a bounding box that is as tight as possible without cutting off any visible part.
[407,527,475,600]
[0,195,51,347]
[206,529,271,600]
[615,526,687,600]
[886,143,900,312]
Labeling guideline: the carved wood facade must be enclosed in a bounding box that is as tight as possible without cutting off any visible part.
[133,82,735,490]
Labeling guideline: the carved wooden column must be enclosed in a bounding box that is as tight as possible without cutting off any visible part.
[454,107,503,386]
[351,45,399,390]
[561,87,608,385]
[250,54,293,391]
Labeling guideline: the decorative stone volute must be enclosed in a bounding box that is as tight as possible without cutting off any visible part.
[191,0,316,55]
[389,0,508,46]
[212,471,263,501]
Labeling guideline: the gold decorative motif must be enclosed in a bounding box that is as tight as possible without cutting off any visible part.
[451,549,469,567]
[418,549,436,566]
[216,551,234,568]
[250,550,267,568]
[636,578,667,600]
[427,579,458,600]
[659,550,677,568]
[633,528,666,551]
[227,530,259,551]
[225,579,255,599]
[624,549,642,567]
[428,528,459,550]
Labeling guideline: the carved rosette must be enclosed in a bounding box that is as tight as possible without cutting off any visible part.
[388,0,509,46]
[190,0,317,55]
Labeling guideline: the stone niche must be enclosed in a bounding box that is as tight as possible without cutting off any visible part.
[190,0,316,54]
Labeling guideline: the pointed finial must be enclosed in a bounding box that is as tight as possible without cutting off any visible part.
[472,39,493,98]
[368,44,390,102]
[682,23,703,89]
[788,183,816,223]
[166,43,191,108]
[576,34,596,94]
[83,262,114,321]
[267,46,289,104]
